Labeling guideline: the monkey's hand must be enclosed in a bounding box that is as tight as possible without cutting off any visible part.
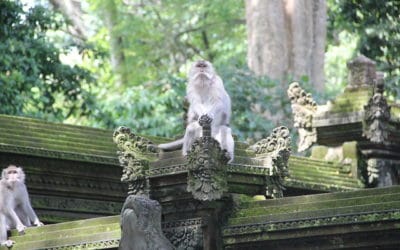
[1,240,15,247]
[201,113,214,121]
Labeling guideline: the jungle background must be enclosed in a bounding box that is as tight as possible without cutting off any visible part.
[1,0,399,144]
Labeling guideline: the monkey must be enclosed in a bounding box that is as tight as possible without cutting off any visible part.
[0,165,43,247]
[158,60,234,161]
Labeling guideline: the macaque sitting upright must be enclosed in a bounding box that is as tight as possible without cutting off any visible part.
[0,165,43,247]
[159,60,234,161]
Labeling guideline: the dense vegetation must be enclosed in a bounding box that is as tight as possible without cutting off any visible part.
[0,0,399,142]
[328,0,400,98]
[0,1,95,121]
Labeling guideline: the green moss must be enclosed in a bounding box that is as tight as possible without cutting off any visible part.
[311,146,328,160]
[390,104,400,121]
[232,192,400,218]
[228,183,262,195]
[329,88,372,113]
[342,141,358,160]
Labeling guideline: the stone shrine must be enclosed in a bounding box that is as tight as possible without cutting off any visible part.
[0,55,399,249]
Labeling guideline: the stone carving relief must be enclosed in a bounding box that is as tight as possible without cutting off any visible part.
[113,126,158,195]
[287,82,317,152]
[366,158,398,187]
[363,72,391,144]
[163,219,203,250]
[248,126,291,198]
[186,115,229,201]
[119,195,175,250]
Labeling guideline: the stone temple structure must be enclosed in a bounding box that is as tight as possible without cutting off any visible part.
[0,55,399,249]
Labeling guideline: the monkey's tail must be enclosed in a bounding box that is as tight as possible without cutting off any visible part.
[158,138,184,151]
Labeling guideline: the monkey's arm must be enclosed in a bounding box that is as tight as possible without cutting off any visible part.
[6,207,26,233]
[0,214,14,247]
[20,186,43,226]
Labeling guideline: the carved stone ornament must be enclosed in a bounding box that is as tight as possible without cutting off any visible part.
[186,115,229,201]
[248,126,291,198]
[119,195,175,250]
[363,73,391,144]
[366,158,398,187]
[163,219,203,250]
[113,126,158,195]
[287,82,317,152]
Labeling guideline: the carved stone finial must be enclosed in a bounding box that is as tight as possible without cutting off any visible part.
[347,55,376,89]
[363,72,391,144]
[198,114,212,137]
[287,82,317,152]
[186,115,229,201]
[375,72,385,94]
[119,195,175,250]
[113,126,158,195]
[248,126,291,198]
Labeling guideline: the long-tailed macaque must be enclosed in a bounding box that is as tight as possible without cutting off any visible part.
[0,165,43,247]
[158,60,234,161]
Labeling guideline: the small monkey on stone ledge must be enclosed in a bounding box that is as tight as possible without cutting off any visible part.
[159,60,234,161]
[0,165,43,247]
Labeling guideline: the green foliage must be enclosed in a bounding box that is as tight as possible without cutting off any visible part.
[324,31,358,96]
[1,0,299,142]
[0,1,95,121]
[83,0,296,141]
[219,64,292,142]
[94,74,187,137]
[328,0,400,98]
[84,0,270,139]
[88,0,246,86]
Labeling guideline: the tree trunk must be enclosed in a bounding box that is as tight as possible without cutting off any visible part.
[102,0,128,87]
[246,0,326,91]
[49,0,88,41]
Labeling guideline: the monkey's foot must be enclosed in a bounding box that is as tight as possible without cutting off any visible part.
[224,150,233,163]
[17,225,26,235]
[34,220,44,227]
[1,240,15,247]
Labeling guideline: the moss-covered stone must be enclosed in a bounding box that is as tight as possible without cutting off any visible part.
[328,88,372,114]
[223,185,400,249]
[310,146,328,160]
[286,155,364,191]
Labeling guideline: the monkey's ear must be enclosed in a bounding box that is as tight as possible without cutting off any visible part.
[1,168,7,179]
[17,167,26,182]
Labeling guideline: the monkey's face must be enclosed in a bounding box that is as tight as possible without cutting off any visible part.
[2,166,24,184]
[189,60,215,84]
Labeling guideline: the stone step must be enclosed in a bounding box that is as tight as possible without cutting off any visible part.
[287,172,361,186]
[238,185,400,208]
[289,156,351,171]
[228,200,400,226]
[231,192,400,220]
[10,230,119,250]
[284,178,362,192]
[10,216,119,237]
[7,216,120,250]
[227,186,400,228]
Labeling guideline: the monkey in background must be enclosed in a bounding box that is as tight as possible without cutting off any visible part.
[0,165,43,247]
[158,60,234,161]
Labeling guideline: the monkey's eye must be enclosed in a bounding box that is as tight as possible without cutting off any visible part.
[196,61,207,68]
